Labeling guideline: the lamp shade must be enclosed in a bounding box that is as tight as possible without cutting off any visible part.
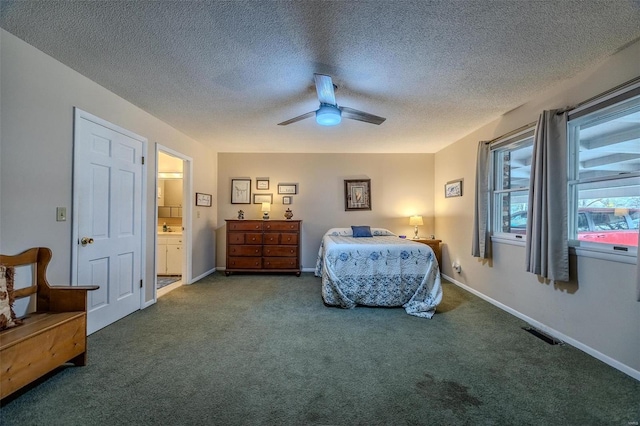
[316,104,342,126]
[409,215,423,226]
[261,202,271,212]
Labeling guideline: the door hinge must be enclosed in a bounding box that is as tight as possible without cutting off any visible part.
[140,279,143,288]
[141,156,145,165]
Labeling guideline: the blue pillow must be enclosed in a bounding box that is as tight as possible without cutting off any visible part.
[351,225,372,238]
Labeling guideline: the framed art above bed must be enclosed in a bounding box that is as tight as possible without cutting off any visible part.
[344,179,371,211]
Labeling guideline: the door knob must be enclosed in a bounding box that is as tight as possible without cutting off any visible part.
[80,237,94,246]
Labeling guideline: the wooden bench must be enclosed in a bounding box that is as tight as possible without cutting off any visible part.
[0,247,98,399]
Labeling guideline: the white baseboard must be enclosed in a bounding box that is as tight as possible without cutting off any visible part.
[190,268,217,283]
[442,273,640,382]
[142,298,156,309]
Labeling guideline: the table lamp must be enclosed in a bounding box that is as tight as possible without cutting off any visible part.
[262,202,271,220]
[409,215,423,239]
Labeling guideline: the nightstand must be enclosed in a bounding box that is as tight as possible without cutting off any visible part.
[411,239,442,270]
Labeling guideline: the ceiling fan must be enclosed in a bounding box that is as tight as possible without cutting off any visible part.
[278,74,386,126]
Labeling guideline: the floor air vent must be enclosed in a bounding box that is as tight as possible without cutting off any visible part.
[523,326,562,345]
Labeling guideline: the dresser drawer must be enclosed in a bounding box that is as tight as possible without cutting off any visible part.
[279,233,298,245]
[263,233,299,245]
[263,257,298,269]
[263,221,299,231]
[227,257,262,269]
[263,246,297,257]
[228,221,263,231]
[263,233,279,245]
[228,245,262,257]
[228,233,262,244]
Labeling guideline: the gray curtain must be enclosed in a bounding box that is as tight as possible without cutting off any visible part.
[472,141,491,259]
[636,227,640,301]
[525,110,569,281]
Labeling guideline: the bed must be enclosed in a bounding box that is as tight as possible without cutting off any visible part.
[314,227,442,318]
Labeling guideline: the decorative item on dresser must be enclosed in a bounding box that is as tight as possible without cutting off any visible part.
[225,220,302,276]
[411,238,442,270]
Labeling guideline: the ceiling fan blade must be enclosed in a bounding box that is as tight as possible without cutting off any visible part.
[314,74,336,105]
[277,111,315,126]
[340,106,386,125]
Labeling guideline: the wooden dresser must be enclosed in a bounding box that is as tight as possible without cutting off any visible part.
[225,220,302,276]
[411,238,442,270]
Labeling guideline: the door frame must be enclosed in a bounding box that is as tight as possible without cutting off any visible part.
[154,143,193,301]
[71,108,147,312]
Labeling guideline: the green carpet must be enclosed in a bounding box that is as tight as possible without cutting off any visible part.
[1,273,638,425]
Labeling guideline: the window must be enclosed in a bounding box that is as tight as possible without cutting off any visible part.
[491,130,535,239]
[568,91,640,250]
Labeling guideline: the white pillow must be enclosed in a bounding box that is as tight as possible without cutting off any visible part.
[325,227,396,237]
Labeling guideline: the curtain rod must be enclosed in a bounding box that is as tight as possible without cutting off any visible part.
[484,121,536,145]
[565,74,640,114]
[484,74,640,145]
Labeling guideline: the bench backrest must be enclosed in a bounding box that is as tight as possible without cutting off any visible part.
[0,247,54,312]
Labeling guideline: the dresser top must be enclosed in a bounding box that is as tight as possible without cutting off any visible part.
[226,219,302,222]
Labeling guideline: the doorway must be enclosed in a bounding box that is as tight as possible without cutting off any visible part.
[155,146,192,299]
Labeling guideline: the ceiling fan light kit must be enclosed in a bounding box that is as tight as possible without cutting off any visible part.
[316,104,342,126]
[278,73,386,127]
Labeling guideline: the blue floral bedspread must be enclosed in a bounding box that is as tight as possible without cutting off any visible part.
[314,229,442,318]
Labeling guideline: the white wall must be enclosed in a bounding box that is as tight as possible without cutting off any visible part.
[0,30,218,303]
[217,153,435,269]
[434,40,640,377]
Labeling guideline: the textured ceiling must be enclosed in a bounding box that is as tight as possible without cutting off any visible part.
[2,1,640,153]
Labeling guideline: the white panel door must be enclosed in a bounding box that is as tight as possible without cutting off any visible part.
[73,110,145,334]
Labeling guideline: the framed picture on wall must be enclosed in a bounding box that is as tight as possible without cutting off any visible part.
[277,183,298,194]
[445,179,463,198]
[231,179,251,204]
[344,179,371,211]
[253,193,273,204]
[195,192,212,207]
[283,196,292,205]
[256,178,269,190]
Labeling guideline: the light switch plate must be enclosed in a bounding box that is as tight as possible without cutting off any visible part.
[56,207,66,221]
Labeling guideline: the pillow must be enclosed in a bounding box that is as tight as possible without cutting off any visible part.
[0,265,20,330]
[371,228,396,236]
[351,225,373,238]
[326,228,353,236]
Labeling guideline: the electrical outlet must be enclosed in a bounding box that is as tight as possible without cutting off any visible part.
[56,207,66,222]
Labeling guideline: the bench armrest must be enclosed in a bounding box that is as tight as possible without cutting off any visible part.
[46,285,100,312]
